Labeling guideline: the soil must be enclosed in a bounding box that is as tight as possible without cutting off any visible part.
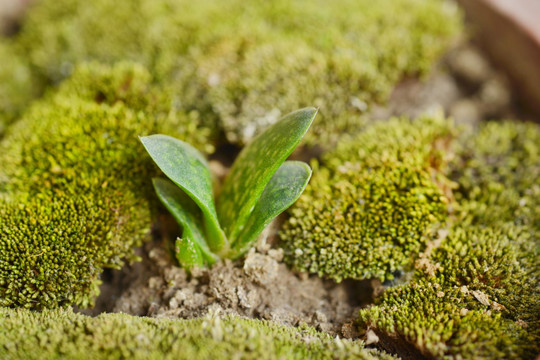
[82,217,375,338]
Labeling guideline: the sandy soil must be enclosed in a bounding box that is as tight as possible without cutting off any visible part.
[83,218,376,338]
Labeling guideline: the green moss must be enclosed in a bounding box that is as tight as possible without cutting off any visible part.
[0,62,212,309]
[358,121,540,359]
[359,224,538,359]
[450,121,540,229]
[0,307,397,360]
[0,39,35,135]
[3,0,461,143]
[183,0,461,145]
[281,115,453,282]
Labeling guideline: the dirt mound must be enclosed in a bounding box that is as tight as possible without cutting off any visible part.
[84,220,376,338]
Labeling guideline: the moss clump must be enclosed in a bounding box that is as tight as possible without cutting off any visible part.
[359,225,538,359]
[0,307,397,360]
[0,62,212,309]
[281,115,453,282]
[2,0,461,143]
[358,121,540,359]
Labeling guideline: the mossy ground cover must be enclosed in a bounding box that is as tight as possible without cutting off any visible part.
[0,307,397,360]
[352,121,539,359]
[281,115,454,282]
[3,0,538,358]
[0,39,34,132]
[0,0,462,312]
[0,62,212,309]
[0,0,461,142]
[281,116,539,358]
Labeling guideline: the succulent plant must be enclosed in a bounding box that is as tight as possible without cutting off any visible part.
[141,108,317,268]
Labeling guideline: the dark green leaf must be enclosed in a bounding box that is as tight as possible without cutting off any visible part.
[230,161,312,258]
[217,107,317,240]
[141,135,227,252]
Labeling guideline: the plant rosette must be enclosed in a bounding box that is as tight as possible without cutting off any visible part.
[140,107,317,268]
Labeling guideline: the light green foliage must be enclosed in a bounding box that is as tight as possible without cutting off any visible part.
[2,0,461,143]
[142,109,315,268]
[281,115,453,282]
[152,178,217,267]
[0,307,397,360]
[0,62,212,309]
[358,121,540,359]
[141,134,226,254]
[0,40,34,135]
[450,121,540,229]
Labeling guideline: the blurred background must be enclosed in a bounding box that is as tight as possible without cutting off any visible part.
[0,0,539,144]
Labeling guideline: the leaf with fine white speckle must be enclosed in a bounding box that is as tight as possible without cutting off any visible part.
[231,161,312,258]
[217,108,317,241]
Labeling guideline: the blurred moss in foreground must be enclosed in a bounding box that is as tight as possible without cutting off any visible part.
[0,62,212,309]
[0,307,397,360]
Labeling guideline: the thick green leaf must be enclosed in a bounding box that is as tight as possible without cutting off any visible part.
[152,178,217,266]
[230,161,312,258]
[217,107,317,241]
[141,135,227,252]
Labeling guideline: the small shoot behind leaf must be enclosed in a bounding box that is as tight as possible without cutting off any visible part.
[141,107,317,268]
[152,178,217,267]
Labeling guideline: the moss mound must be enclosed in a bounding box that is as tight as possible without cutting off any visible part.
[0,307,397,360]
[357,121,540,359]
[281,115,453,282]
[1,0,461,143]
[0,62,212,309]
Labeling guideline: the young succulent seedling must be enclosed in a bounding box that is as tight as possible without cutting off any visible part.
[140,108,317,268]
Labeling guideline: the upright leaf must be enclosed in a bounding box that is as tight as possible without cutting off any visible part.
[231,161,312,258]
[152,178,216,266]
[217,107,317,240]
[141,135,227,252]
